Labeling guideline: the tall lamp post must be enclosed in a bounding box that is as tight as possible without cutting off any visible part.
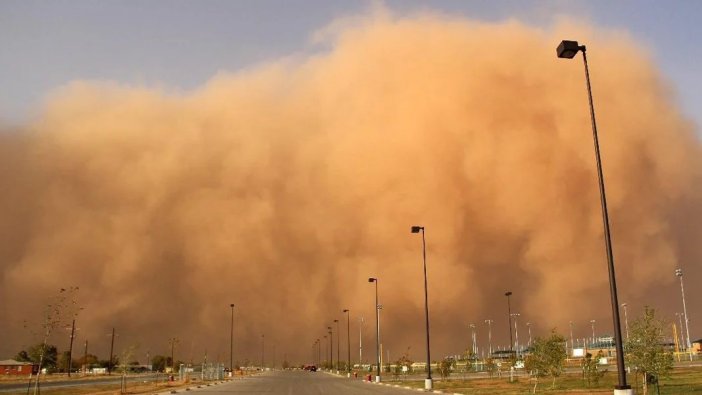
[526,322,532,348]
[343,309,351,376]
[368,277,381,382]
[317,338,321,366]
[511,313,521,353]
[323,335,327,367]
[569,321,575,356]
[621,303,629,341]
[675,313,685,351]
[229,304,235,374]
[484,319,493,356]
[675,269,692,352]
[359,317,364,365]
[334,319,340,373]
[557,39,631,394]
[411,225,433,390]
[676,268,693,361]
[505,292,513,354]
[590,320,596,345]
[327,326,333,370]
[261,334,265,370]
[469,324,477,356]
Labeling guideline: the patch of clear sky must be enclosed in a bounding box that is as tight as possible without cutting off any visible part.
[1,0,700,128]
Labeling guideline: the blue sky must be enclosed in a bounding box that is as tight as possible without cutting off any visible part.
[1,0,700,127]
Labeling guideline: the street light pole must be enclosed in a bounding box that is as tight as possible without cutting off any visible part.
[484,319,493,356]
[511,313,520,353]
[526,322,532,347]
[675,269,692,351]
[334,319,340,373]
[676,313,685,351]
[230,304,235,374]
[327,327,333,370]
[569,321,574,356]
[412,225,433,390]
[505,292,513,354]
[368,277,381,382]
[261,334,265,370]
[469,324,477,356]
[590,320,596,345]
[343,309,351,376]
[557,39,631,393]
[359,317,364,366]
[108,328,116,375]
[323,335,327,367]
[621,303,629,341]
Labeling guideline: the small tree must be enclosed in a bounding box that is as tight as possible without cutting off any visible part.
[524,330,567,392]
[438,357,455,379]
[582,351,607,387]
[27,343,58,371]
[151,355,168,372]
[624,306,674,395]
[25,287,81,394]
[485,358,497,378]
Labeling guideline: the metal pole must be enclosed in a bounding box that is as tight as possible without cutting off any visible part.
[581,47,629,391]
[372,279,381,382]
[527,323,532,347]
[261,334,264,370]
[676,269,692,350]
[485,319,493,356]
[328,327,333,370]
[677,313,685,351]
[512,314,520,353]
[230,304,234,373]
[67,319,75,377]
[170,337,176,373]
[621,303,629,341]
[420,228,432,388]
[109,328,115,375]
[505,292,513,353]
[83,340,88,375]
[335,319,340,372]
[359,317,364,366]
[344,310,351,374]
[569,321,574,356]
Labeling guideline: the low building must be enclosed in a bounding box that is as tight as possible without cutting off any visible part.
[0,359,38,375]
[692,339,702,354]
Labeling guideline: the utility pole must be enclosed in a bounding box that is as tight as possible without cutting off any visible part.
[67,319,76,377]
[359,317,364,365]
[83,340,88,375]
[168,337,179,373]
[108,328,116,375]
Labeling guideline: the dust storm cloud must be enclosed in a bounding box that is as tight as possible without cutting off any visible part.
[1,13,701,363]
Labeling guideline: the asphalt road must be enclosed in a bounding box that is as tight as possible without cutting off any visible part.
[182,370,428,395]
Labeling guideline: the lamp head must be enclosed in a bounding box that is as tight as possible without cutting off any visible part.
[505,291,512,297]
[411,226,423,233]
[368,277,377,283]
[556,40,583,59]
[334,319,338,323]
[675,268,683,277]
[343,309,349,313]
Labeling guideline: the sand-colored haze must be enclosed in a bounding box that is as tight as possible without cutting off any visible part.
[1,13,701,364]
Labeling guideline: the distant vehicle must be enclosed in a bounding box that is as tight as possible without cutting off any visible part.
[303,365,317,372]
